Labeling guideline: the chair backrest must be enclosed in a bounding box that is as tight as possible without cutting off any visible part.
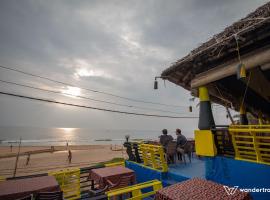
[184,142,193,153]
[166,141,177,155]
[36,191,63,200]
[107,175,134,190]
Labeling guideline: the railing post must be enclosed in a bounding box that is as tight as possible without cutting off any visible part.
[150,148,157,170]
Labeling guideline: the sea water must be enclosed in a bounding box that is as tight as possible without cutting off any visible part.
[0,126,166,146]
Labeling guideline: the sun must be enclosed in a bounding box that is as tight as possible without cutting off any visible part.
[62,86,81,97]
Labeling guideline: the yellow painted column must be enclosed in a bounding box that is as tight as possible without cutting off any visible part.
[198,86,215,130]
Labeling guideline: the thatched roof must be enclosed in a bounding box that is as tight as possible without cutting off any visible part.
[161,2,270,118]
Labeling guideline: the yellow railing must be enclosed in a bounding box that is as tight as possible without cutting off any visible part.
[229,125,270,165]
[106,179,162,200]
[0,176,5,182]
[104,161,125,167]
[49,168,81,200]
[139,144,168,172]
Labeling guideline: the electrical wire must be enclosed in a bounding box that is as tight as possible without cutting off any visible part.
[0,91,199,119]
[0,65,186,108]
[0,79,187,115]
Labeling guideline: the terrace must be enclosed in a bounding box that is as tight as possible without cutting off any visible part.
[1,127,269,200]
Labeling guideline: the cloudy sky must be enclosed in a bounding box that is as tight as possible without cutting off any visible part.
[0,0,268,136]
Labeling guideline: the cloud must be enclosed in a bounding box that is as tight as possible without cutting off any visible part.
[0,0,268,135]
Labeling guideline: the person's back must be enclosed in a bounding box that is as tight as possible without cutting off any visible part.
[159,129,173,148]
[177,134,187,148]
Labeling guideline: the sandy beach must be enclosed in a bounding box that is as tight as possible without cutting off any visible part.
[0,145,126,178]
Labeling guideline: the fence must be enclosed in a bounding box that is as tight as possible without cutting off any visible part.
[139,144,168,172]
[106,179,162,200]
[49,168,81,200]
[229,125,270,165]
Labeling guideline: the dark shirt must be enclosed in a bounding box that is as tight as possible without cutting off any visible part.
[159,134,173,147]
[176,134,187,147]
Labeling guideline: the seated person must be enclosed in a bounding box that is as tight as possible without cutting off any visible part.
[176,128,187,161]
[159,129,173,150]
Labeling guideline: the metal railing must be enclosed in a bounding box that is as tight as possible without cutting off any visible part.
[229,125,270,165]
[106,179,162,200]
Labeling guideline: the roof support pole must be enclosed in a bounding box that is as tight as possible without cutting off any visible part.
[240,104,248,125]
[198,86,215,130]
[258,111,263,125]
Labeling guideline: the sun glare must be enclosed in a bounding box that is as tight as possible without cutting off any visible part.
[62,86,81,97]
[59,128,76,133]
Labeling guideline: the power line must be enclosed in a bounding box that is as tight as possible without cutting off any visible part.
[0,91,198,119]
[0,65,186,108]
[0,79,188,115]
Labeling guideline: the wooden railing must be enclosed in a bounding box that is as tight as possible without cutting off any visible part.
[139,144,168,172]
[229,125,270,165]
[49,168,81,200]
[106,179,162,200]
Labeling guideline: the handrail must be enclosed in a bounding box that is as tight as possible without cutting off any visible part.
[104,161,125,167]
[49,168,81,200]
[139,144,168,172]
[229,125,270,165]
[106,179,162,200]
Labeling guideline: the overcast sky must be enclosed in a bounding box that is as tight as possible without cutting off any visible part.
[0,0,268,136]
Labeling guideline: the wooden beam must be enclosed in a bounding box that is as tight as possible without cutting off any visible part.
[191,47,270,88]
[247,68,270,102]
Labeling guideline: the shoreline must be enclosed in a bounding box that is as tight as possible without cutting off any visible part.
[0,145,126,178]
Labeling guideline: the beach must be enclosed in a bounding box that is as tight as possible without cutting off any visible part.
[0,145,126,178]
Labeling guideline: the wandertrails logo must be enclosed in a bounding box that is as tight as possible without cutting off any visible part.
[223,186,238,195]
[223,186,270,195]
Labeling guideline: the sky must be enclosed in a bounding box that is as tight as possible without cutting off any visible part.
[0,0,268,137]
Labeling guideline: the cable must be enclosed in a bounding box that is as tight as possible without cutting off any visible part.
[0,91,199,119]
[0,79,187,115]
[0,65,186,108]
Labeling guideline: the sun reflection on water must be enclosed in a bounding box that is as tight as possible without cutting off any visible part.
[58,128,77,142]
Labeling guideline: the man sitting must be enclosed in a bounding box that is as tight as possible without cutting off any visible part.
[159,129,173,150]
[176,129,192,163]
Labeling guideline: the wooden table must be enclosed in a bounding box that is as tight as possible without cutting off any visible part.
[0,176,60,200]
[89,166,136,189]
[155,178,252,200]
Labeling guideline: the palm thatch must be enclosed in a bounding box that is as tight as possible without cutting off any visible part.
[161,2,270,119]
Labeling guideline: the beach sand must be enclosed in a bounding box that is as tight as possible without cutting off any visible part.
[0,145,126,178]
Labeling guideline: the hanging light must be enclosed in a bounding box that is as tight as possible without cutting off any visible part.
[237,63,246,80]
[154,76,169,90]
[154,79,158,90]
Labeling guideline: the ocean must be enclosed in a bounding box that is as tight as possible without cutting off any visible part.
[0,126,168,146]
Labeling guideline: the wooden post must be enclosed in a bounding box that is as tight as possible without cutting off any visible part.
[13,137,22,178]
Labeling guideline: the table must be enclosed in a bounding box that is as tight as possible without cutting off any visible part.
[155,178,252,200]
[0,176,60,200]
[89,166,136,189]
